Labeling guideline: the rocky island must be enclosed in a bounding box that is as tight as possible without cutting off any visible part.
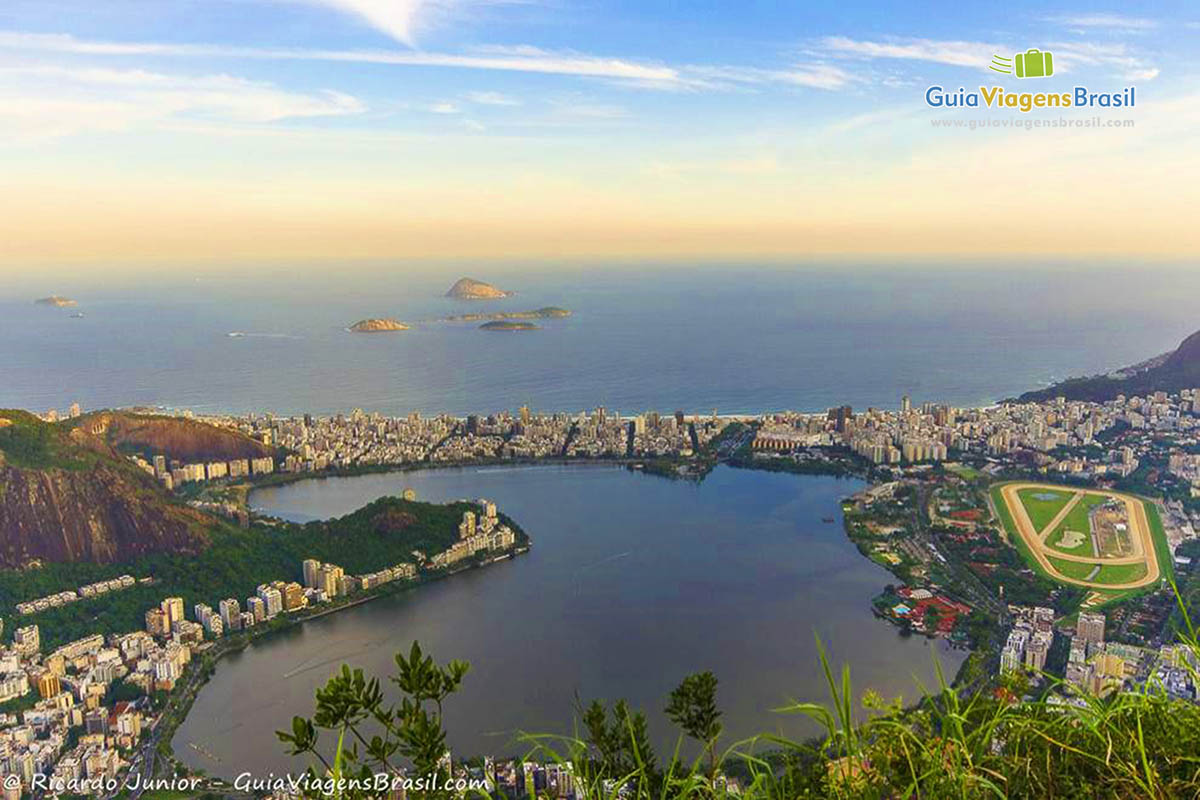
[480,321,539,331]
[446,277,512,300]
[349,318,410,333]
[444,307,570,322]
[35,295,78,307]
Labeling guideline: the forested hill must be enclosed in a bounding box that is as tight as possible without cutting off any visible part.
[1018,328,1200,402]
[0,495,527,650]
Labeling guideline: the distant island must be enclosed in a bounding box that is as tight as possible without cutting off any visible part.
[35,295,78,307]
[348,318,410,333]
[480,321,538,331]
[445,307,570,322]
[446,278,512,300]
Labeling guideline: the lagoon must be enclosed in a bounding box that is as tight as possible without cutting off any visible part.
[172,463,963,777]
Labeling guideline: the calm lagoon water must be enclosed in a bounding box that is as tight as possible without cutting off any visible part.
[172,464,963,777]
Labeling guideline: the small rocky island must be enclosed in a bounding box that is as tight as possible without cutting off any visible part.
[445,307,570,322]
[480,321,538,331]
[35,295,78,307]
[349,318,410,333]
[446,277,512,300]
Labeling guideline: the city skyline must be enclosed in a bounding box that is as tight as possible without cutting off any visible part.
[1,1,1198,267]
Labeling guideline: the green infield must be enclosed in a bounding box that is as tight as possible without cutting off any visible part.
[1046,526,1092,556]
[1093,562,1148,585]
[1048,491,1106,534]
[1046,556,1100,581]
[1016,488,1076,532]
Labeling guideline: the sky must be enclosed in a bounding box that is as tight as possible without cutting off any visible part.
[0,0,1197,268]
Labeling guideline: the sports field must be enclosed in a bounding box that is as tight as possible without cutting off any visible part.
[995,482,1164,591]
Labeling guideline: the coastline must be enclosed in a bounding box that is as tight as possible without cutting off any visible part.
[157,539,532,772]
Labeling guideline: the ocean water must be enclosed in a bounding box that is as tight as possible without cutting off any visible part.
[1,262,1196,417]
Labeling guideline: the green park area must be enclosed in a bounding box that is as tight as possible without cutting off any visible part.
[1046,526,1091,555]
[1046,556,1099,582]
[1015,488,1075,532]
[1094,562,1149,585]
[1043,493,1108,555]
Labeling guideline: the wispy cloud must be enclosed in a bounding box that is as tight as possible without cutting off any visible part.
[0,31,858,93]
[820,36,1003,69]
[549,100,627,119]
[1042,13,1158,32]
[686,63,855,90]
[1047,41,1160,80]
[0,31,685,85]
[0,63,365,140]
[465,90,520,105]
[825,106,921,134]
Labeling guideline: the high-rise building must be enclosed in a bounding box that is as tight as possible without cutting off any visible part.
[1024,632,1052,672]
[161,597,185,631]
[257,585,283,618]
[248,596,266,622]
[319,564,344,598]
[144,609,170,637]
[828,405,853,433]
[282,582,305,611]
[36,672,61,699]
[302,559,322,589]
[194,603,214,625]
[1077,612,1106,645]
[219,598,241,629]
[13,625,40,656]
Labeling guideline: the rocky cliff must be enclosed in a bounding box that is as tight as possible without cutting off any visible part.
[78,411,272,463]
[0,410,215,567]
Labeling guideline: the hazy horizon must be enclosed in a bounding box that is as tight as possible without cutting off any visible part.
[1,2,1197,266]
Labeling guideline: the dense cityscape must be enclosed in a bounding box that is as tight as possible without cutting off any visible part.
[3,386,1200,798]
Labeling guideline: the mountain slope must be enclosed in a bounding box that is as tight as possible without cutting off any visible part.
[0,410,213,567]
[1019,329,1200,402]
[76,410,272,463]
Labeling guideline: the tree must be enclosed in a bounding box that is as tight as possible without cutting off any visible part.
[665,671,723,783]
[581,698,657,782]
[277,641,470,800]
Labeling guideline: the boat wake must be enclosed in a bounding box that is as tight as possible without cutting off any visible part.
[228,331,301,339]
